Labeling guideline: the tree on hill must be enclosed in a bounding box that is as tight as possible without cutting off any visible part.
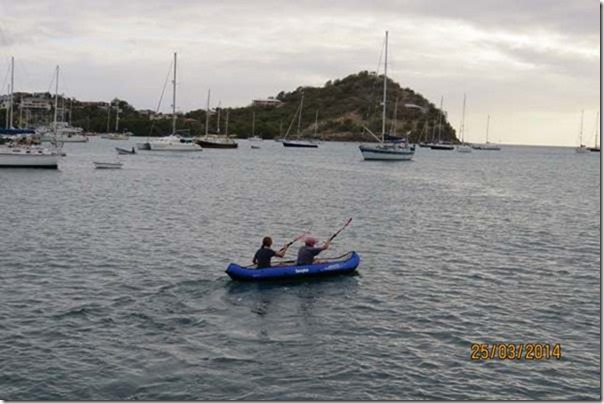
[1,71,458,142]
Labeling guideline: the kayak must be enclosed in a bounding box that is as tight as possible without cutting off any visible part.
[226,251,360,281]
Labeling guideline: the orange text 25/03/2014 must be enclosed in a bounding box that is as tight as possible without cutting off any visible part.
[470,343,562,361]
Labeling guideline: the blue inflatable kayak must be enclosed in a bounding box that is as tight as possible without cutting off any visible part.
[226,251,360,281]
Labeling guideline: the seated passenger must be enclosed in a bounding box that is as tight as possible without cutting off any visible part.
[296,236,330,266]
[253,236,287,269]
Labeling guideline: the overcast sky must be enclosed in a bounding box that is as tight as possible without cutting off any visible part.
[0,0,600,146]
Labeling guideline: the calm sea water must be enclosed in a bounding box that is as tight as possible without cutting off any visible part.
[0,138,600,400]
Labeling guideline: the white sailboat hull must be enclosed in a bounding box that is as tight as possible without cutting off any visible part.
[149,142,201,151]
[148,135,202,151]
[359,144,415,161]
[0,146,60,168]
[457,144,473,153]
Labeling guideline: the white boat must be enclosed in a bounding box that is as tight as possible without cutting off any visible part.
[576,110,589,153]
[93,161,123,169]
[0,144,60,168]
[456,94,472,153]
[101,132,131,140]
[248,111,263,141]
[38,122,88,143]
[149,134,201,151]
[0,61,61,169]
[471,114,501,150]
[359,31,415,161]
[589,112,600,152]
[148,53,202,152]
[100,101,131,140]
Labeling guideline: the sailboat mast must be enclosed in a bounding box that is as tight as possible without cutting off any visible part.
[579,109,584,145]
[53,66,59,135]
[9,56,14,128]
[459,93,466,143]
[595,112,600,148]
[437,96,444,143]
[297,93,304,135]
[172,52,177,135]
[252,110,255,136]
[486,114,490,143]
[106,101,111,132]
[4,85,8,129]
[205,89,210,136]
[314,110,319,137]
[225,109,229,136]
[382,30,388,141]
[391,97,398,137]
[217,101,221,133]
[115,102,120,132]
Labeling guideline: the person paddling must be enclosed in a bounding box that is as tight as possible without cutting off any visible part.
[296,236,330,266]
[253,236,287,269]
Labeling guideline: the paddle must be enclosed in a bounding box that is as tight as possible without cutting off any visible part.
[326,218,353,243]
[277,230,310,253]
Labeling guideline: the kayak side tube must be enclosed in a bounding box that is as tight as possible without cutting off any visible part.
[226,251,360,281]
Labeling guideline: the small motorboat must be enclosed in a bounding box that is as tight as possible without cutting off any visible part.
[251,145,261,149]
[226,251,360,281]
[115,147,136,155]
[282,140,319,148]
[93,161,123,169]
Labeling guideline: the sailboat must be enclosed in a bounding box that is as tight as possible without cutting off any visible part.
[428,96,453,150]
[456,94,472,153]
[195,90,238,149]
[148,53,202,151]
[359,31,415,161]
[471,114,500,150]
[575,110,589,153]
[282,93,318,148]
[248,111,262,142]
[100,101,131,140]
[0,61,61,169]
[589,112,600,152]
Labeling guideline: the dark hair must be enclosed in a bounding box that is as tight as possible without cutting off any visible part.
[262,236,272,248]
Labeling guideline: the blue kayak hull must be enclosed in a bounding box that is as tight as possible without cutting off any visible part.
[226,251,360,281]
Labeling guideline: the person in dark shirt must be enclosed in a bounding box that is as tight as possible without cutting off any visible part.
[253,236,287,269]
[296,236,330,266]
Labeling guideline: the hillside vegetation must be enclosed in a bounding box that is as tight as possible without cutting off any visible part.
[3,71,458,143]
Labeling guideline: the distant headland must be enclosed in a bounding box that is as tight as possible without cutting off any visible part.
[1,71,458,143]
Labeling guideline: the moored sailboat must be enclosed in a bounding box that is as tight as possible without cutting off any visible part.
[0,60,61,169]
[575,110,589,153]
[282,93,319,148]
[456,94,472,153]
[589,112,600,152]
[195,90,238,149]
[471,114,501,150]
[359,31,415,161]
[148,53,202,152]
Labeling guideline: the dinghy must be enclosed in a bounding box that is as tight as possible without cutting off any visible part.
[115,147,136,155]
[226,251,360,281]
[93,161,123,169]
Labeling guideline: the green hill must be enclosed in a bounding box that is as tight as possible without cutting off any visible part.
[2,71,458,143]
[187,71,458,143]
